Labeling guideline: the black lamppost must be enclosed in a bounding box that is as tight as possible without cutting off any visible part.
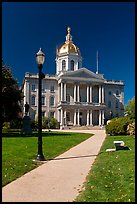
[36,48,46,161]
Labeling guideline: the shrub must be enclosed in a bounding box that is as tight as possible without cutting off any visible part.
[42,116,59,129]
[42,117,49,129]
[105,116,133,136]
[10,118,23,129]
[127,122,135,135]
[31,117,59,130]
[2,122,10,130]
[49,117,59,129]
[31,118,38,130]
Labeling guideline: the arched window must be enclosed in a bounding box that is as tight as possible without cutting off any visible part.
[42,96,45,106]
[62,60,66,70]
[108,91,111,96]
[31,95,36,106]
[116,101,119,108]
[116,90,119,96]
[50,96,54,106]
[71,60,74,70]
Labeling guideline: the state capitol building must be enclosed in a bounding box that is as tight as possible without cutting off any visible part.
[22,27,124,129]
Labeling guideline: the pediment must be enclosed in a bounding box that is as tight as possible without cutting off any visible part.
[60,68,104,80]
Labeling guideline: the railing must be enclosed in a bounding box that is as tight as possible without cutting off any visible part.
[58,101,106,106]
[105,80,124,85]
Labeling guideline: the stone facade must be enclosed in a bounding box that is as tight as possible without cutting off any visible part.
[22,27,124,128]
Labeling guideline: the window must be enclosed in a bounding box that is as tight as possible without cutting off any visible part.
[32,111,36,120]
[31,95,36,106]
[32,84,36,91]
[42,96,45,105]
[50,96,54,106]
[71,60,74,70]
[62,60,66,70]
[42,111,45,117]
[50,85,54,93]
[116,101,119,108]
[116,90,119,96]
[108,101,111,108]
[108,91,111,95]
[49,111,54,118]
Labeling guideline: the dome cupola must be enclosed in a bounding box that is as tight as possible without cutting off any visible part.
[56,27,82,75]
[57,27,81,56]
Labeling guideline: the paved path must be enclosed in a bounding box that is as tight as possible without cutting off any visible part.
[2,129,106,202]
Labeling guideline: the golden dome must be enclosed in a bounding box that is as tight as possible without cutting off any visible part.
[58,41,80,54]
[57,27,81,55]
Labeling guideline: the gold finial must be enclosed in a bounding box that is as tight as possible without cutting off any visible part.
[67,26,71,34]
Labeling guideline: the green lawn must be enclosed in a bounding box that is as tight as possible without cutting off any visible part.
[74,135,135,202]
[2,131,92,187]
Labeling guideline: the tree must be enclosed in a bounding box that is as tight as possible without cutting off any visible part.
[2,61,23,125]
[124,96,135,120]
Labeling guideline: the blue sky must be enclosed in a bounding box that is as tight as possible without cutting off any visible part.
[2,2,135,105]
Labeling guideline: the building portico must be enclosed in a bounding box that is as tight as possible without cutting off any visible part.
[57,67,106,129]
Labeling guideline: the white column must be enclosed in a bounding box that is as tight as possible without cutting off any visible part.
[87,85,89,103]
[60,109,63,126]
[74,109,76,125]
[77,109,80,125]
[102,109,104,125]
[86,110,89,126]
[77,84,80,102]
[26,80,30,104]
[99,110,102,126]
[74,84,76,102]
[58,109,60,122]
[64,83,66,101]
[90,85,92,103]
[61,82,63,101]
[90,110,93,126]
[102,86,104,103]
[99,85,102,103]
[64,109,66,126]
[58,84,60,103]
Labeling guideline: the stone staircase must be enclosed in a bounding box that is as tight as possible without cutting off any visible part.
[63,125,105,130]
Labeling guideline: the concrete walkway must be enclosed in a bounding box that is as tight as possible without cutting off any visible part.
[2,129,106,202]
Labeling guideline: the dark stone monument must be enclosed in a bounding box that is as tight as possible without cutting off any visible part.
[21,102,32,134]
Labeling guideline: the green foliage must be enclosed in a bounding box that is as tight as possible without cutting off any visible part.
[31,119,38,130]
[49,117,59,129]
[125,96,135,119]
[2,61,23,125]
[105,116,133,136]
[2,122,11,130]
[42,117,49,129]
[31,117,59,130]
[10,118,23,129]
